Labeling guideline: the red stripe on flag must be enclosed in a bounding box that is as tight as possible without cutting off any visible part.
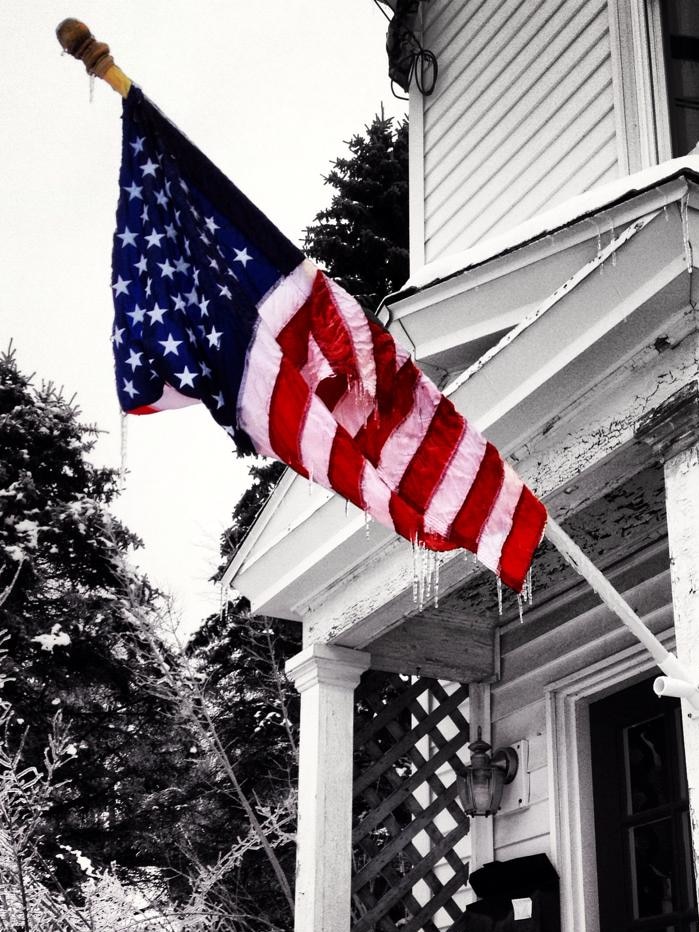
[129,404,160,415]
[449,442,505,552]
[277,303,311,369]
[389,491,423,543]
[307,271,359,383]
[327,427,366,508]
[316,374,349,412]
[356,359,420,466]
[498,487,547,591]
[398,396,464,514]
[268,357,310,477]
[369,320,398,417]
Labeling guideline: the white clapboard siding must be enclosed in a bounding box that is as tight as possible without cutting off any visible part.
[422,537,671,930]
[420,0,619,263]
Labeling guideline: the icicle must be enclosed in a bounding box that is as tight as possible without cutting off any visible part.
[434,553,441,608]
[496,577,503,616]
[595,225,602,254]
[425,550,434,604]
[517,593,524,624]
[345,498,350,516]
[364,509,371,539]
[418,543,426,611]
[89,73,95,103]
[412,538,419,605]
[526,567,533,606]
[681,193,693,273]
[119,411,128,488]
[610,219,617,267]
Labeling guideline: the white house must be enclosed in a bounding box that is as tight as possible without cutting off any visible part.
[226,1,699,929]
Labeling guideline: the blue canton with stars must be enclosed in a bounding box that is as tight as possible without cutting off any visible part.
[112,86,304,452]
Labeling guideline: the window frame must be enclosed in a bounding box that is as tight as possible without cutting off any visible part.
[608,0,673,172]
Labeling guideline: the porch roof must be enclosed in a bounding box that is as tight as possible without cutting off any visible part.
[224,161,699,681]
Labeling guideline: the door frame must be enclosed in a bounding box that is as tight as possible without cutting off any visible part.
[545,628,676,932]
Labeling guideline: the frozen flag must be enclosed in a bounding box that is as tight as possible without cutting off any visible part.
[111,86,546,591]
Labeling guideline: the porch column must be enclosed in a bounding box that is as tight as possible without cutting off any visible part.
[638,381,699,883]
[286,643,370,932]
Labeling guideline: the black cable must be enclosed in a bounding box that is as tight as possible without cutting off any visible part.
[373,0,438,98]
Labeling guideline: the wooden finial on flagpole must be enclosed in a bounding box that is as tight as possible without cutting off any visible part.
[56,19,132,98]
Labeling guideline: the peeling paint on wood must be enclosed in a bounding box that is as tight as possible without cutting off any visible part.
[663,440,699,890]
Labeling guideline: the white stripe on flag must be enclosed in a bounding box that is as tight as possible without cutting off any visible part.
[423,424,487,537]
[257,260,316,337]
[300,334,334,391]
[476,461,523,574]
[377,374,440,491]
[361,464,394,530]
[324,275,377,399]
[149,382,201,411]
[298,394,337,489]
[237,319,282,459]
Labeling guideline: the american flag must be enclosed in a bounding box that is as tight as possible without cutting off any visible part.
[112,87,546,592]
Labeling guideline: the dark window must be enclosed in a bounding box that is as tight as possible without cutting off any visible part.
[590,678,698,932]
[661,1,699,155]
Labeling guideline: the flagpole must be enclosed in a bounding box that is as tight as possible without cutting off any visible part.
[56,19,132,98]
[545,516,699,710]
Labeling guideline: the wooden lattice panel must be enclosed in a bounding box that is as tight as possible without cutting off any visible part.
[351,672,471,932]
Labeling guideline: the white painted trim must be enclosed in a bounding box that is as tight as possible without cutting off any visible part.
[390,175,689,319]
[646,0,673,162]
[409,81,425,274]
[630,0,659,167]
[607,0,658,171]
[408,5,426,273]
[468,683,494,871]
[545,629,675,932]
[285,645,371,932]
[607,0,631,175]
[607,0,675,171]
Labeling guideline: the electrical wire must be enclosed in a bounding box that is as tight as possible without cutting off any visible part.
[372,0,438,99]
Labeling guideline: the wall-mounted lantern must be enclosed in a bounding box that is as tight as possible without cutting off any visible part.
[457,727,519,817]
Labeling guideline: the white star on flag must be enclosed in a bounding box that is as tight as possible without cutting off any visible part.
[123,182,143,201]
[117,227,138,248]
[147,303,168,324]
[159,333,182,356]
[233,247,252,266]
[112,276,131,296]
[175,366,197,388]
[145,229,165,249]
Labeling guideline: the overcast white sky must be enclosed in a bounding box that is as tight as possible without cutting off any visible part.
[1,1,406,632]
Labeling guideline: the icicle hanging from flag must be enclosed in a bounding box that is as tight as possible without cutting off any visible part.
[111,86,546,591]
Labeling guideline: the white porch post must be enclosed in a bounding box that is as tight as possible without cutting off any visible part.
[638,382,699,885]
[285,643,370,932]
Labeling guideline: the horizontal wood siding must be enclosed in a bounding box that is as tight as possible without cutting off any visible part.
[422,0,619,263]
[425,548,672,929]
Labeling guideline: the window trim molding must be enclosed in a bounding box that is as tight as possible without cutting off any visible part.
[607,0,673,172]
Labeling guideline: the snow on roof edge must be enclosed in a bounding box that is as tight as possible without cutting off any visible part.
[400,156,699,296]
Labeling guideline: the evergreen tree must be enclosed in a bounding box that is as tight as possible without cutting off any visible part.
[0,346,194,889]
[304,112,409,312]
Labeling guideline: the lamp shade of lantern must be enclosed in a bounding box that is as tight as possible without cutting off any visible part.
[457,728,519,817]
